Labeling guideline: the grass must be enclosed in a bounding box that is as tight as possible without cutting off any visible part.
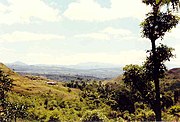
[0,63,84,121]
[0,63,80,101]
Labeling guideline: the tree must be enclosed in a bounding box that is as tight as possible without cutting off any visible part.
[141,0,180,120]
[123,44,175,121]
[0,69,28,122]
[0,69,13,121]
[0,70,13,111]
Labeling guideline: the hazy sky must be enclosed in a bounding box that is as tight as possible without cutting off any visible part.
[0,0,179,67]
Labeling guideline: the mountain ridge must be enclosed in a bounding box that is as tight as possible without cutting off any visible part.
[6,62,123,79]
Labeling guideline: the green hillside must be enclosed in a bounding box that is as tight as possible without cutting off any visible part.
[0,63,80,99]
[0,63,83,121]
[0,63,179,121]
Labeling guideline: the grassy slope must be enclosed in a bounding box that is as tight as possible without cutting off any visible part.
[0,63,84,121]
[0,63,80,100]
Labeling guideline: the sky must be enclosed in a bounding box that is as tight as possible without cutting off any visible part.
[0,0,180,67]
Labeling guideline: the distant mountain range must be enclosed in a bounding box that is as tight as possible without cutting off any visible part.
[66,62,122,69]
[6,61,123,79]
[9,61,28,66]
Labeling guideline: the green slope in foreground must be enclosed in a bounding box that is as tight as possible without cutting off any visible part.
[0,63,86,121]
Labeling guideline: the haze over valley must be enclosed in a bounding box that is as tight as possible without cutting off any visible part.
[6,61,123,81]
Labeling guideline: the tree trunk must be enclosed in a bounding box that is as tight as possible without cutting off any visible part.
[151,40,161,121]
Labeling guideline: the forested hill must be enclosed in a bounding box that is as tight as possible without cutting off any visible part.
[167,68,180,79]
[164,68,180,92]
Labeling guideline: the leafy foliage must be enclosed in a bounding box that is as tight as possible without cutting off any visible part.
[142,0,180,10]
[123,44,176,120]
[0,102,28,122]
[141,0,180,120]
[144,44,175,80]
[141,12,179,40]
[168,105,180,115]
[81,110,109,122]
[0,69,28,122]
[0,70,13,104]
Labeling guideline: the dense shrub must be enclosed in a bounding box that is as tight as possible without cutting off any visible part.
[81,110,109,122]
[168,105,180,115]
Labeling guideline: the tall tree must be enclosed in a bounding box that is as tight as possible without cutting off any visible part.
[123,44,175,119]
[141,0,180,120]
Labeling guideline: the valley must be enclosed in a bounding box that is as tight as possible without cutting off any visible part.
[6,62,123,81]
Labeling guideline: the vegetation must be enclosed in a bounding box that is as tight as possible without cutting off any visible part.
[141,0,180,120]
[0,62,179,121]
[0,67,28,121]
[123,44,177,120]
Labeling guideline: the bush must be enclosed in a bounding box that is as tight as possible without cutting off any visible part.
[168,105,180,115]
[81,110,109,122]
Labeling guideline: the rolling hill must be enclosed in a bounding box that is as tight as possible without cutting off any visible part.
[0,63,80,100]
[167,68,180,79]
[6,62,123,79]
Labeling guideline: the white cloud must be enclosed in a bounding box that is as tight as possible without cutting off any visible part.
[75,33,109,40]
[19,50,146,65]
[165,25,180,39]
[0,0,61,24]
[165,44,180,67]
[71,51,146,65]
[21,48,180,66]
[0,3,8,12]
[0,47,18,63]
[63,0,150,21]
[101,27,132,36]
[0,31,65,42]
[74,27,134,40]
[2,45,179,66]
